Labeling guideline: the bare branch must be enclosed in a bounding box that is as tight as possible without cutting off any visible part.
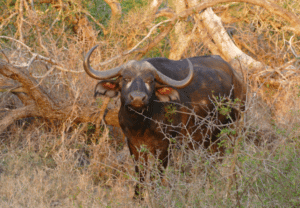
[0,59,57,109]
[150,0,164,11]
[32,66,55,88]
[0,36,84,73]
[276,58,297,71]
[27,53,38,71]
[103,0,122,17]
[95,19,174,67]
[44,1,63,36]
[0,12,18,32]
[82,10,107,35]
[170,0,300,35]
[134,23,174,59]
[0,50,10,63]
[0,105,37,133]
[18,0,25,43]
[125,20,171,55]
[0,36,32,51]
[30,0,35,12]
[155,8,175,19]
[201,8,264,73]
[0,60,121,133]
[286,35,299,58]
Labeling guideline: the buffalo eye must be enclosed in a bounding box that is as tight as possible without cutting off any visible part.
[145,79,154,84]
[123,78,131,82]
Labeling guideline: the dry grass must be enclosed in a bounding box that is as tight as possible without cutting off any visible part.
[1,0,300,207]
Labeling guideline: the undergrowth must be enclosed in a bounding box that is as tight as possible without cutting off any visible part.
[0,0,300,207]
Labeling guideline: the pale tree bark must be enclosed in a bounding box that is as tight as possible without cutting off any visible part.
[18,0,24,43]
[169,0,223,60]
[167,0,300,73]
[146,0,164,22]
[170,0,300,36]
[169,0,190,60]
[150,0,164,11]
[189,0,223,56]
[201,8,264,74]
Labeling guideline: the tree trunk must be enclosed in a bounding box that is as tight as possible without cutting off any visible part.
[201,8,264,74]
[169,0,190,60]
[167,0,300,74]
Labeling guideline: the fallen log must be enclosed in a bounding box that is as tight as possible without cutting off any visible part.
[0,59,120,133]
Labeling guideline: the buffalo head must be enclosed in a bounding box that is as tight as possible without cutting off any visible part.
[84,45,194,110]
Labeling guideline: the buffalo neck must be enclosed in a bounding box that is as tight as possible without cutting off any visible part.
[119,99,165,130]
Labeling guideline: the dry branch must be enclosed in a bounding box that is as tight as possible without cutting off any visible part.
[95,19,175,67]
[168,0,223,60]
[0,12,18,32]
[0,60,120,133]
[134,23,174,59]
[150,0,164,11]
[155,8,175,19]
[1,0,298,133]
[169,0,191,60]
[104,0,122,18]
[170,0,300,35]
[18,0,25,43]
[165,0,299,73]
[201,8,264,73]
[0,36,84,73]
[0,105,37,132]
[84,0,299,72]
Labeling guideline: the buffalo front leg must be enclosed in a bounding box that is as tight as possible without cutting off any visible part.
[128,141,170,200]
[127,142,150,200]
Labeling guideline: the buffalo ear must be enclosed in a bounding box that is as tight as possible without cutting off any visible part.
[94,80,120,98]
[155,86,180,102]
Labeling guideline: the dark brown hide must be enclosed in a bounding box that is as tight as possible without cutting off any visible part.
[84,50,246,199]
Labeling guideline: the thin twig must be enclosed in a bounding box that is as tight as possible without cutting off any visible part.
[95,19,173,67]
[18,0,24,43]
[32,66,55,88]
[44,3,63,36]
[0,12,18,31]
[276,58,297,71]
[0,50,10,63]
[30,0,35,12]
[82,10,108,35]
[0,36,32,51]
[155,8,175,19]
[95,97,111,136]
[0,36,84,73]
[27,53,38,71]
[93,0,300,67]
[287,35,299,58]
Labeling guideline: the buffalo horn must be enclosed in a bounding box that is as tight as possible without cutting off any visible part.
[83,45,123,80]
[146,58,194,89]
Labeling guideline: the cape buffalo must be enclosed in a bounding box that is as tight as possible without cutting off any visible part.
[84,45,246,198]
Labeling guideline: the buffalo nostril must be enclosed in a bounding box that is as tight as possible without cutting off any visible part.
[130,92,146,101]
[128,92,147,107]
[130,94,134,100]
